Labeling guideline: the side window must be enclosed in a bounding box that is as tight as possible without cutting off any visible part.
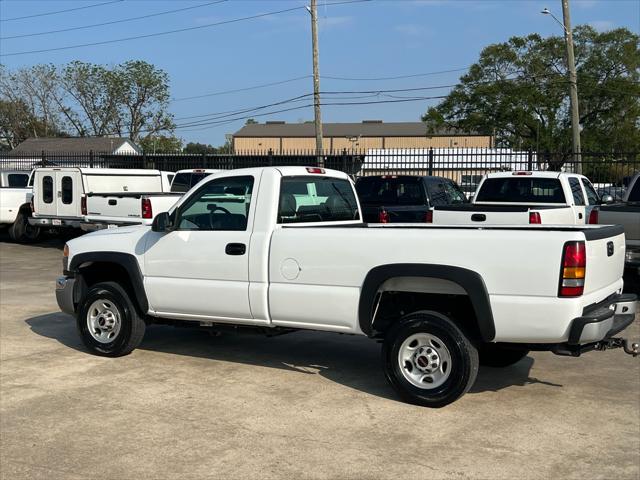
[568,177,585,206]
[176,176,254,231]
[42,176,53,204]
[278,176,359,223]
[8,174,29,187]
[426,180,448,206]
[444,181,467,204]
[581,179,600,206]
[61,176,73,204]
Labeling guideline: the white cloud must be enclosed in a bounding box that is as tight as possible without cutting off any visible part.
[590,20,615,31]
[319,16,352,29]
[575,0,599,9]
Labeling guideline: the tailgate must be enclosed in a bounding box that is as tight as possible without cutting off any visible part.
[433,205,530,225]
[583,229,626,295]
[85,195,143,222]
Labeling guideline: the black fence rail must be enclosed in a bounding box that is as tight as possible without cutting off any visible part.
[1,149,638,197]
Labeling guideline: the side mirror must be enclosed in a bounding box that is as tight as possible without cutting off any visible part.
[601,194,614,204]
[152,212,172,232]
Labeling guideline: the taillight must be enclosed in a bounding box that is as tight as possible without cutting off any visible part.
[81,195,87,216]
[424,210,433,223]
[529,211,541,224]
[30,196,35,214]
[141,198,152,219]
[379,209,390,223]
[588,209,598,224]
[559,241,586,297]
[306,167,325,174]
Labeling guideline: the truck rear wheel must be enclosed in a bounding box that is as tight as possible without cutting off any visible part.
[479,344,529,367]
[382,311,479,408]
[8,211,40,243]
[77,282,145,357]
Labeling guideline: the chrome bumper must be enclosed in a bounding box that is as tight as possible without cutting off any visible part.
[569,294,637,345]
[55,276,76,315]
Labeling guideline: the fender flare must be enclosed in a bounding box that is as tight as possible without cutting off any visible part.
[69,251,148,314]
[358,263,495,342]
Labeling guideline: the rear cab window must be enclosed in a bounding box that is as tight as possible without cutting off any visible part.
[475,177,565,203]
[171,172,212,193]
[355,176,426,207]
[626,177,640,202]
[279,176,360,223]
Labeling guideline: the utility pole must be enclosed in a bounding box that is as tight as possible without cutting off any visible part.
[561,0,581,173]
[308,0,324,166]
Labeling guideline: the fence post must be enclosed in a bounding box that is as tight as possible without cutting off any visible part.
[268,148,273,166]
[41,150,47,167]
[527,149,533,171]
[428,148,434,176]
[201,152,207,169]
[89,150,94,168]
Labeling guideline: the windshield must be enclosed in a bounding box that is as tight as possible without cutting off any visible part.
[171,172,212,193]
[475,177,565,203]
[355,176,426,206]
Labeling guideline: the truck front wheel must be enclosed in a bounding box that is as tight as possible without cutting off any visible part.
[382,311,479,408]
[77,282,145,357]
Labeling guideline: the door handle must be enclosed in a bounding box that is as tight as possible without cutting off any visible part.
[471,214,486,222]
[225,243,246,255]
[108,199,117,206]
[578,213,583,219]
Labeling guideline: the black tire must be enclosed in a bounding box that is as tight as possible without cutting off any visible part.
[8,211,40,243]
[479,344,529,368]
[382,311,479,408]
[77,281,145,357]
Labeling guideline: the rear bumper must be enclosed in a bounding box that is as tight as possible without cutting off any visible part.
[30,217,82,228]
[568,293,637,345]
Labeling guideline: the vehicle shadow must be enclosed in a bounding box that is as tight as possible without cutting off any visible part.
[26,313,561,402]
[0,230,80,250]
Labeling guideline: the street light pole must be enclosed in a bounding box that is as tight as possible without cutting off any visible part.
[308,0,324,167]
[542,2,582,173]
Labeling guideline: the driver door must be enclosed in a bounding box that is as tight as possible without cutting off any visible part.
[143,174,260,322]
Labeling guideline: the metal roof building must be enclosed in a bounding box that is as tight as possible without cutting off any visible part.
[232,121,493,153]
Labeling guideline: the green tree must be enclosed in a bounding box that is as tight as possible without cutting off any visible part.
[139,135,182,153]
[183,142,217,154]
[423,26,640,156]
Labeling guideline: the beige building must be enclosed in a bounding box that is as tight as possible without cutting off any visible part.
[232,121,493,153]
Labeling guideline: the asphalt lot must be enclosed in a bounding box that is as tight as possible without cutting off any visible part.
[1,233,639,480]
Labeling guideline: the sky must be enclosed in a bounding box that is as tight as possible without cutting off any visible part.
[0,0,638,146]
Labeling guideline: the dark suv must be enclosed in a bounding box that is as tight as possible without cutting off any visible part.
[355,175,467,223]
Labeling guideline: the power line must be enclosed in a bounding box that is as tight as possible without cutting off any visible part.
[323,67,470,81]
[0,0,123,22]
[172,76,312,102]
[1,1,228,40]
[0,0,371,57]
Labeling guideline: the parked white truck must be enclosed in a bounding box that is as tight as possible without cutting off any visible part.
[30,167,175,230]
[432,171,604,225]
[0,170,40,242]
[56,167,637,407]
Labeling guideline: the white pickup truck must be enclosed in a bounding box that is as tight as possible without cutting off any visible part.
[0,170,40,242]
[433,171,603,225]
[55,167,638,407]
[29,167,175,230]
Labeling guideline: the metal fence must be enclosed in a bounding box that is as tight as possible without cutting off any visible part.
[1,149,638,197]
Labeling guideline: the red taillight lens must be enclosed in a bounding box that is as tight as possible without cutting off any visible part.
[588,209,599,224]
[378,209,390,223]
[559,241,586,297]
[141,198,152,219]
[424,210,433,223]
[306,167,325,174]
[529,211,541,224]
[81,195,87,216]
